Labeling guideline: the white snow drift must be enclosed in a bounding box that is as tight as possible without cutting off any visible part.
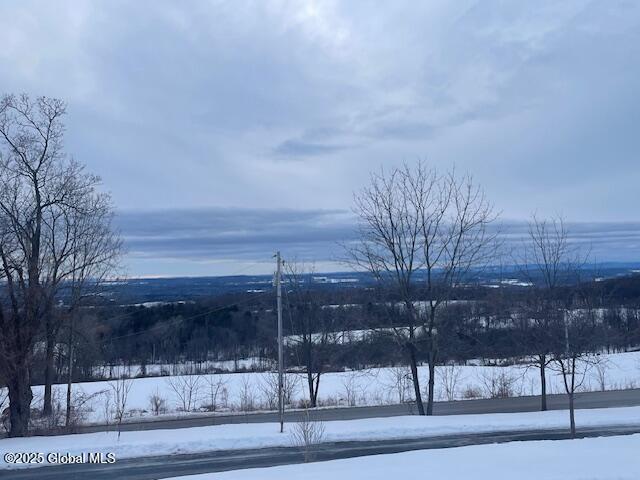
[167,433,640,480]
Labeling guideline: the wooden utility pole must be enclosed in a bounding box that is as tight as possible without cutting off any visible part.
[65,316,74,427]
[275,251,284,433]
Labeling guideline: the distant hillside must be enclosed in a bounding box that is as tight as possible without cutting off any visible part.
[87,262,640,304]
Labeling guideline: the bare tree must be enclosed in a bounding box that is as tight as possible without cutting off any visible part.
[349,163,497,415]
[110,376,132,439]
[385,365,413,404]
[64,388,106,431]
[438,363,464,401]
[166,375,203,412]
[0,94,119,436]
[102,390,112,425]
[550,307,597,437]
[259,371,298,410]
[519,214,582,411]
[203,375,228,412]
[593,356,610,392]
[349,165,424,412]
[63,193,121,426]
[238,376,257,412]
[283,261,335,408]
[339,369,370,406]
[0,94,121,434]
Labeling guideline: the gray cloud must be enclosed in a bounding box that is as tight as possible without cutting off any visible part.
[1,1,639,275]
[116,207,640,276]
[273,139,352,158]
[116,207,356,275]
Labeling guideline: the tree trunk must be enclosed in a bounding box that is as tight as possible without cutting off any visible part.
[426,310,437,416]
[426,352,436,415]
[568,392,576,437]
[304,338,317,408]
[65,318,74,428]
[406,343,425,415]
[307,371,316,408]
[312,373,320,408]
[8,365,33,437]
[540,355,547,411]
[43,318,56,416]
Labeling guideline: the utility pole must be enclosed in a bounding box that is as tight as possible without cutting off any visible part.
[564,311,570,356]
[65,315,74,427]
[275,251,284,433]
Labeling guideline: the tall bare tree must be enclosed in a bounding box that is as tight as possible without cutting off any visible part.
[350,163,497,415]
[349,165,425,413]
[0,94,121,436]
[63,193,121,426]
[283,261,336,408]
[520,215,581,411]
[41,177,121,417]
[550,299,598,437]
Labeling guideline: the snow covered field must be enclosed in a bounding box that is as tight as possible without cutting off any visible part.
[167,434,640,480]
[7,351,638,426]
[2,406,640,470]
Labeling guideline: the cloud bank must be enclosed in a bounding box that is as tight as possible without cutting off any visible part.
[117,208,640,276]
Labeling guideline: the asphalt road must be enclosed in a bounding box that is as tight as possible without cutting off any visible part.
[77,387,640,433]
[9,424,640,480]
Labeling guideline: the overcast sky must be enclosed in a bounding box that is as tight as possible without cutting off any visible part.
[1,1,639,276]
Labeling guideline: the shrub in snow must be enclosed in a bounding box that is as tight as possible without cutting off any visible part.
[238,377,257,412]
[384,366,413,404]
[593,358,610,392]
[148,390,167,416]
[340,373,362,406]
[481,370,518,399]
[202,375,229,412]
[461,384,483,399]
[290,409,326,462]
[439,364,464,401]
[259,372,298,410]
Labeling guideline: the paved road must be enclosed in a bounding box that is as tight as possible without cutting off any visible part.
[77,388,640,434]
[9,424,640,480]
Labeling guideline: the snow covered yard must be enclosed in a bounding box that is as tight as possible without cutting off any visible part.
[5,351,638,427]
[166,434,640,480]
[2,406,640,470]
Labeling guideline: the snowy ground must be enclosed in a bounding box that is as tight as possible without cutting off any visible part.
[2,405,640,470]
[167,434,640,480]
[7,351,638,426]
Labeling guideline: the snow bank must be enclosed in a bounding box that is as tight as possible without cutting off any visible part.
[3,405,640,469]
[168,434,640,480]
